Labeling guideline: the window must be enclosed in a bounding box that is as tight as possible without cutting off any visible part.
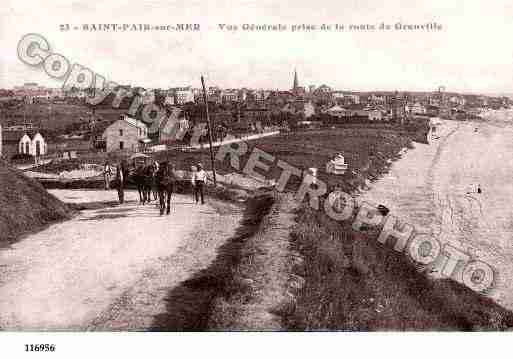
[119,141,124,150]
[119,129,123,136]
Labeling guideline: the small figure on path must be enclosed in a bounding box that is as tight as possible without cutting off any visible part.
[152,160,159,201]
[192,163,206,205]
[190,165,197,203]
[115,163,125,204]
[103,161,113,190]
[477,184,482,194]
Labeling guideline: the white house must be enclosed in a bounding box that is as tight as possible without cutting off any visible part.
[18,132,47,156]
[367,110,384,121]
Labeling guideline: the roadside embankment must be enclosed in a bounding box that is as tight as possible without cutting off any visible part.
[207,192,300,330]
[286,203,513,330]
[0,160,72,245]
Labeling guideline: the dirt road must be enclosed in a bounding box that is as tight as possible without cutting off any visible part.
[0,190,243,330]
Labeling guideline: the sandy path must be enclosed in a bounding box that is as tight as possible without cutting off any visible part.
[0,190,242,330]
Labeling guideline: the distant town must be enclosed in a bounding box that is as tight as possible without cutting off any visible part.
[0,70,511,161]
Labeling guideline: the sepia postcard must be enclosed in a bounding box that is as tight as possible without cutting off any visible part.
[1,0,513,357]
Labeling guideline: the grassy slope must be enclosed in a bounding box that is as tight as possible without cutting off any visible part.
[0,161,72,244]
[207,191,295,330]
[288,207,513,330]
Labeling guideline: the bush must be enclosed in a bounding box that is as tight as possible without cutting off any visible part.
[11,153,33,161]
[10,153,34,164]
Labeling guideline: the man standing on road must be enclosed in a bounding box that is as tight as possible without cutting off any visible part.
[152,160,160,201]
[116,163,125,204]
[192,163,206,204]
[190,165,197,203]
[103,161,113,190]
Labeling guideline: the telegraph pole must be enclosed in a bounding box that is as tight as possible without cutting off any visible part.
[200,75,217,186]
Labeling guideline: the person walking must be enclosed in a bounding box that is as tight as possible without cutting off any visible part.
[152,160,160,201]
[190,165,197,203]
[192,163,206,204]
[103,161,112,190]
[115,163,125,204]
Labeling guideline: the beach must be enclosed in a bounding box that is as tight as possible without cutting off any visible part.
[360,111,513,310]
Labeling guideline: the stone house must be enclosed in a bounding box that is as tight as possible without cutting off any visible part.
[102,115,149,152]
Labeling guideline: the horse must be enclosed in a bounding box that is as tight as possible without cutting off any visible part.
[143,164,155,202]
[133,164,154,205]
[156,161,176,215]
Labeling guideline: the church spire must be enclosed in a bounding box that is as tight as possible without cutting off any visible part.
[293,68,299,90]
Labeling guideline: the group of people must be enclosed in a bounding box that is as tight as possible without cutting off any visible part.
[103,159,208,215]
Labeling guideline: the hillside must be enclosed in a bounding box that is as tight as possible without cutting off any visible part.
[1,103,91,131]
[0,161,72,244]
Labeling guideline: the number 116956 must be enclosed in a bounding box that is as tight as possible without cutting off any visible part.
[25,344,56,352]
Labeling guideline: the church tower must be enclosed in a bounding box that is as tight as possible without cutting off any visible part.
[292,69,299,91]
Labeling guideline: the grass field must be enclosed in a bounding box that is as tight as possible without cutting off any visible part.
[152,127,414,195]
[2,103,91,131]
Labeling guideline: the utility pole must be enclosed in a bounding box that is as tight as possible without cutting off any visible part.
[200,75,217,186]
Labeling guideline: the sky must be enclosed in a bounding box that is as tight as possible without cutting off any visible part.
[1,0,513,93]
